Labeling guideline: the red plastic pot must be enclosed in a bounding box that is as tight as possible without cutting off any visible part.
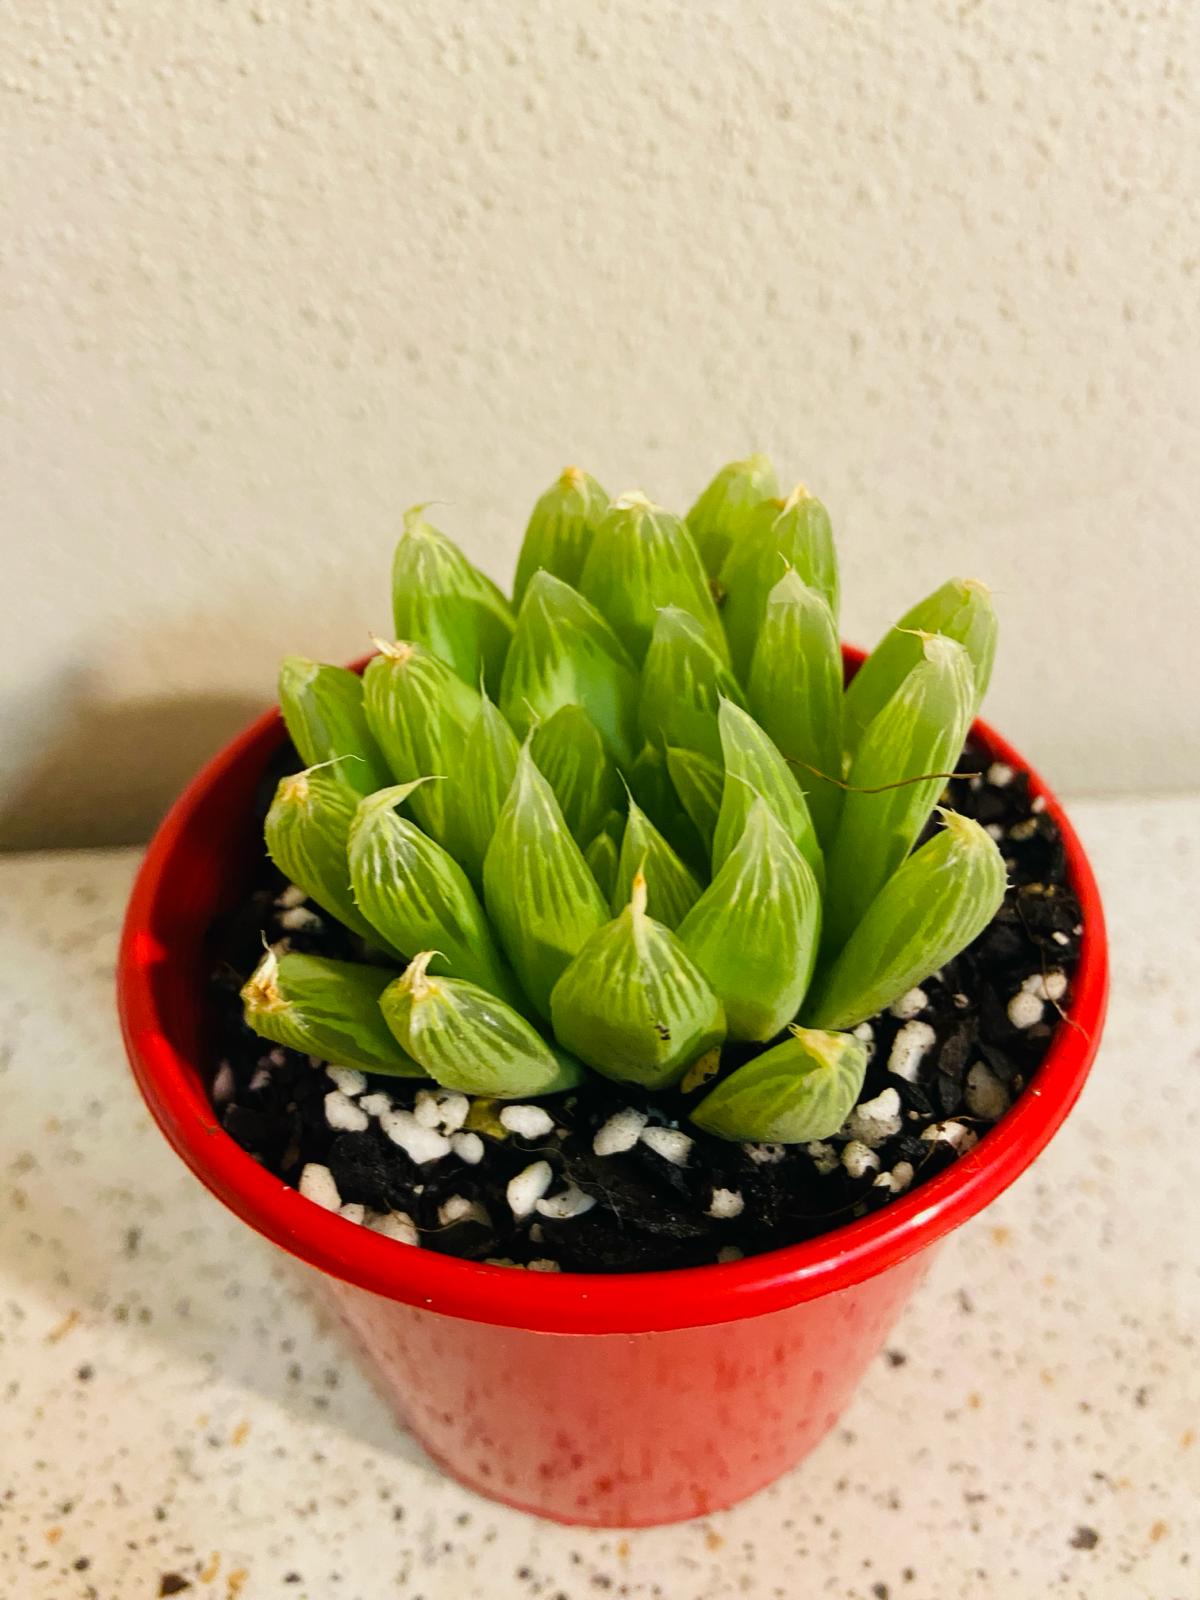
[117,650,1108,1527]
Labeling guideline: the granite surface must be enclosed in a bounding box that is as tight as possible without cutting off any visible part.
[1,796,1197,1599]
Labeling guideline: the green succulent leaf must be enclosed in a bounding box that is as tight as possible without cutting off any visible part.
[499,570,639,765]
[348,782,523,1006]
[638,606,746,762]
[805,811,1007,1030]
[678,798,822,1041]
[579,491,728,664]
[391,506,515,696]
[612,797,703,927]
[381,952,582,1098]
[711,699,823,889]
[362,639,482,855]
[483,743,609,1018]
[584,828,620,903]
[746,570,845,847]
[550,874,726,1089]
[721,485,840,679]
[844,578,997,756]
[513,466,610,606]
[530,704,623,846]
[689,1025,868,1143]
[264,767,397,953]
[450,688,521,885]
[665,745,724,856]
[241,948,424,1077]
[277,658,391,796]
[823,634,975,951]
[685,452,780,579]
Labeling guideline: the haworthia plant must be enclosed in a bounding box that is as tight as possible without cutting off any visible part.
[247,456,1012,1144]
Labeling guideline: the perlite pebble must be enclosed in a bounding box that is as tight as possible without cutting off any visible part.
[338,1202,366,1225]
[413,1089,444,1129]
[745,1142,787,1165]
[324,1090,370,1133]
[841,1141,881,1178]
[888,987,928,1021]
[965,1060,1011,1119]
[707,1187,745,1219]
[987,762,1015,787]
[639,1126,694,1166]
[507,1160,554,1218]
[527,1258,562,1272]
[438,1195,489,1227]
[592,1108,647,1156]
[845,1087,903,1148]
[888,1020,937,1082]
[380,1108,452,1165]
[920,1120,978,1153]
[367,1210,420,1246]
[298,1163,341,1211]
[852,1021,876,1062]
[211,1061,235,1104]
[358,1091,393,1118]
[1007,989,1044,1029]
[276,883,309,908]
[873,1160,915,1195]
[806,1141,840,1175]
[326,1066,367,1097]
[535,1183,596,1220]
[500,1104,555,1140]
[451,1130,485,1165]
[279,905,323,932]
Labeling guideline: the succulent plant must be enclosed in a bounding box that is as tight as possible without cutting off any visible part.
[246,459,1006,1147]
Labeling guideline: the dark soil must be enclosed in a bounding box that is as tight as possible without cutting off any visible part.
[207,741,1082,1273]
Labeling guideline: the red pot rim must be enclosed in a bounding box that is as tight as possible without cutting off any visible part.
[118,649,1109,1336]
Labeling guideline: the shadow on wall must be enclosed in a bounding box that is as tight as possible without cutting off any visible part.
[0,671,266,852]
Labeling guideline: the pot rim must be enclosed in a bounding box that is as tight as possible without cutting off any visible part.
[118,648,1108,1335]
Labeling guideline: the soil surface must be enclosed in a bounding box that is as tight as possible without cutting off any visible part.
[208,742,1082,1273]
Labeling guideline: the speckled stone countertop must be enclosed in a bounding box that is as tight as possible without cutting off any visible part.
[2,797,1197,1600]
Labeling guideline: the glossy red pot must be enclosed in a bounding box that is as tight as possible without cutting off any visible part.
[117,651,1108,1526]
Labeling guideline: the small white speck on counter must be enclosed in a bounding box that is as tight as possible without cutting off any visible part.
[500,1104,555,1140]
[324,1090,370,1133]
[640,1125,693,1165]
[921,1120,979,1153]
[211,1061,235,1104]
[366,1210,420,1246]
[276,883,309,908]
[326,1066,367,1097]
[451,1130,484,1165]
[845,1087,903,1147]
[358,1091,392,1118]
[507,1160,554,1218]
[987,761,1015,787]
[889,987,928,1020]
[707,1187,745,1219]
[1007,989,1045,1029]
[380,1109,452,1164]
[438,1195,488,1227]
[593,1108,647,1155]
[279,905,323,932]
[299,1163,341,1211]
[806,1140,840,1175]
[888,1020,937,1082]
[535,1183,596,1219]
[745,1142,787,1164]
[842,1140,881,1178]
[965,1061,1011,1119]
[338,1202,366,1225]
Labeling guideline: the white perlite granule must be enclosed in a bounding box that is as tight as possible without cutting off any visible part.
[873,1161,915,1195]
[298,1163,341,1212]
[527,1258,562,1272]
[410,1089,469,1133]
[707,1187,745,1219]
[380,1108,452,1165]
[367,1210,420,1246]
[920,1120,979,1153]
[716,1245,744,1263]
[326,1066,367,1097]
[211,1061,235,1104]
[500,1104,555,1140]
[324,1090,370,1134]
[276,883,309,908]
[852,1021,876,1061]
[888,987,928,1020]
[279,905,322,932]
[1007,988,1045,1029]
[535,1183,596,1220]
[413,1089,445,1129]
[845,1087,903,1148]
[438,1195,489,1227]
[888,1020,937,1082]
[593,1108,648,1156]
[338,1202,366,1225]
[965,1061,1011,1119]
[358,1092,392,1118]
[987,762,1015,787]
[745,1142,786,1165]
[806,1141,840,1175]
[507,1160,554,1218]
[451,1130,484,1165]
[639,1126,693,1166]
[841,1140,881,1178]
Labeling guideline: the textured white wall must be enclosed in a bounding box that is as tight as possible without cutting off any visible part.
[2,1,1197,848]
